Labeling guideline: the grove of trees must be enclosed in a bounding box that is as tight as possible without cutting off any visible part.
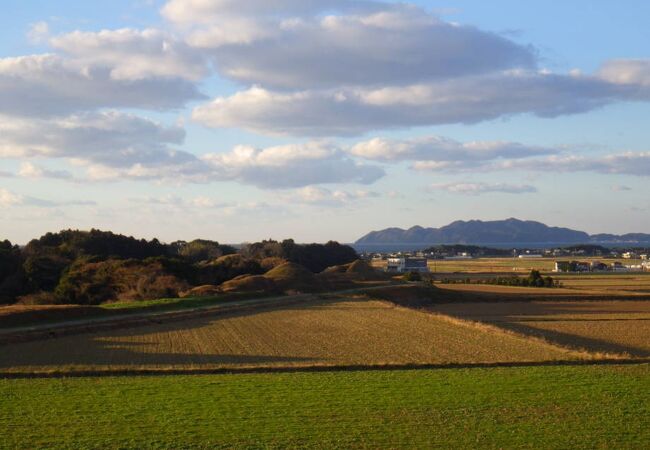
[0,230,358,306]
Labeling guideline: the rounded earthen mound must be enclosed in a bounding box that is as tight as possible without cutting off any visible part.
[321,263,350,274]
[219,275,277,293]
[182,285,221,298]
[345,260,376,275]
[265,262,318,291]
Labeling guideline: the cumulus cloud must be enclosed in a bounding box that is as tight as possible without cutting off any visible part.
[202,142,385,188]
[161,0,379,24]
[11,138,385,188]
[192,71,648,136]
[174,0,650,136]
[502,152,650,176]
[0,187,95,207]
[428,182,537,195]
[414,151,650,177]
[289,186,380,206]
[0,54,204,118]
[0,188,23,207]
[129,194,232,209]
[18,162,73,180]
[599,59,650,86]
[128,194,283,218]
[50,28,208,81]
[0,111,200,170]
[27,21,50,44]
[189,6,535,89]
[349,135,556,162]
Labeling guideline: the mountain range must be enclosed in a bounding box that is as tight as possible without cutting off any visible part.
[355,218,650,245]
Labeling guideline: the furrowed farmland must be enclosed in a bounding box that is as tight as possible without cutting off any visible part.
[2,270,649,449]
[0,296,585,374]
[432,300,650,357]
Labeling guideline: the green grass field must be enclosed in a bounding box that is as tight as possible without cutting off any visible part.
[1,364,648,449]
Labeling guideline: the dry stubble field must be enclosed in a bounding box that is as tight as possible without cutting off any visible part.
[431,299,650,358]
[0,295,587,374]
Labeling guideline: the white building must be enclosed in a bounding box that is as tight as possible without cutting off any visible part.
[386,257,429,273]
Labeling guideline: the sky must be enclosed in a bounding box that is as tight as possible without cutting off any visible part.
[1,0,649,244]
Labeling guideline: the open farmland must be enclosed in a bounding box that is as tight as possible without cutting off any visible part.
[556,273,650,293]
[0,296,588,374]
[1,365,649,449]
[431,300,650,357]
[372,257,649,275]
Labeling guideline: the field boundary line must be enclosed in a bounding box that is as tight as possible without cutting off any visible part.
[1,359,649,379]
[0,285,393,345]
[369,296,632,361]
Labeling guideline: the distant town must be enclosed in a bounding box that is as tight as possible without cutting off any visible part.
[362,244,650,273]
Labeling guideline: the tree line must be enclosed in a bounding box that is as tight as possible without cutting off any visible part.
[0,230,358,306]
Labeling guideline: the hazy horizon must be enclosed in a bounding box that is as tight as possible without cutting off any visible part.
[2,0,649,244]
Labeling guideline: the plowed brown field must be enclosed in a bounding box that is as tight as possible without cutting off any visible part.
[0,297,584,373]
[432,300,650,357]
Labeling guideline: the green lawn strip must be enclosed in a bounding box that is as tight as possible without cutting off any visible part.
[101,291,268,312]
[1,364,648,449]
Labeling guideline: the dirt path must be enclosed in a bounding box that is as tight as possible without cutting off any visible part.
[0,285,393,345]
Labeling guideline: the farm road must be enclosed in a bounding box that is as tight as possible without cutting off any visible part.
[0,284,394,345]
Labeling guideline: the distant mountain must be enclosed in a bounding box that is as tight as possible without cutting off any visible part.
[355,218,650,245]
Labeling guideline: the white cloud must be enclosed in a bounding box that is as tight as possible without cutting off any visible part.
[414,151,650,177]
[509,152,650,176]
[28,21,50,44]
[599,59,650,86]
[189,6,535,89]
[128,194,284,218]
[18,162,73,180]
[0,188,23,207]
[428,182,537,195]
[0,111,188,167]
[192,71,647,136]
[289,186,380,206]
[202,142,385,188]
[350,136,556,162]
[161,0,378,24]
[0,187,94,208]
[18,139,386,188]
[0,54,204,117]
[49,28,208,81]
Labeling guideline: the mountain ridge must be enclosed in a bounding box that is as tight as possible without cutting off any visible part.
[355,218,650,245]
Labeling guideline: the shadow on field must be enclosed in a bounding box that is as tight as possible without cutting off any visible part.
[432,285,650,303]
[0,296,357,371]
[425,295,650,358]
[367,284,650,358]
[495,321,650,358]
[2,358,649,379]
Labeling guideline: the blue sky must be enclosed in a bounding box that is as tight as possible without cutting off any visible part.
[1,0,649,244]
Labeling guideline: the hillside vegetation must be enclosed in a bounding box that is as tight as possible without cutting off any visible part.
[0,231,359,306]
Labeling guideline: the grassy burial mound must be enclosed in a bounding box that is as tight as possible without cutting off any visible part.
[318,259,388,290]
[0,295,593,374]
[345,259,384,279]
[264,262,320,292]
[181,284,222,298]
[219,275,279,294]
[1,230,360,307]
